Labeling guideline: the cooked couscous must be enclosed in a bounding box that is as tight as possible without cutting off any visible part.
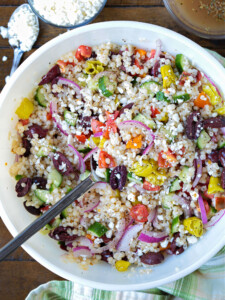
[10,41,225,271]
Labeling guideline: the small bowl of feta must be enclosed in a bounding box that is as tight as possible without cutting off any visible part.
[28,0,107,29]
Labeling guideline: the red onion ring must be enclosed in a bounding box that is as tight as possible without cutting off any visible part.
[118,120,155,141]
[133,184,146,193]
[204,74,221,97]
[76,236,93,247]
[73,246,92,257]
[204,209,225,228]
[142,141,154,156]
[57,77,81,99]
[50,102,69,136]
[116,224,143,251]
[147,208,157,224]
[198,193,208,224]
[81,198,100,213]
[94,132,103,137]
[138,231,168,243]
[193,158,202,188]
[152,39,162,65]
[68,144,86,173]
[83,147,98,162]
[173,195,193,218]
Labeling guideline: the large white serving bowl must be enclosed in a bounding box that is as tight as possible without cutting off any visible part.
[0,21,225,291]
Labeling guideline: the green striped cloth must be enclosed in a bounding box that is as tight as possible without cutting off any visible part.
[26,51,225,300]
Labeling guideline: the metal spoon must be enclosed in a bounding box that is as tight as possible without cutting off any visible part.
[8,4,39,76]
[0,172,102,261]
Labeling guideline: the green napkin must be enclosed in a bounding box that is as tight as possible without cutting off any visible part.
[26,51,225,300]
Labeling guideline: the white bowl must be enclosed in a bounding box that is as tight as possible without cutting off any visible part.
[0,21,225,291]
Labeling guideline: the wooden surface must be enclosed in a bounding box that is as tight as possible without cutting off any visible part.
[0,0,224,299]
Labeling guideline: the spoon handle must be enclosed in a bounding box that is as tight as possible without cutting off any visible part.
[10,48,24,76]
[0,176,95,261]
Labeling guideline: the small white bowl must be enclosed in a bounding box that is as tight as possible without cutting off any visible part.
[0,21,225,291]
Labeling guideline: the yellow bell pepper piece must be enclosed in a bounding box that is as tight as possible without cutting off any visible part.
[99,137,107,149]
[183,217,203,237]
[115,260,130,272]
[92,137,100,146]
[146,169,167,186]
[208,176,224,194]
[160,65,176,88]
[202,84,221,105]
[159,112,168,123]
[15,98,34,120]
[215,106,225,115]
[131,159,157,177]
[85,60,104,75]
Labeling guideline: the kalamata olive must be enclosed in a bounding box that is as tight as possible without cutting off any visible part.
[39,65,61,85]
[167,233,184,255]
[131,54,135,66]
[221,169,225,189]
[119,65,127,72]
[59,242,68,252]
[32,177,47,189]
[150,60,160,77]
[118,103,134,116]
[203,116,225,129]
[22,137,31,157]
[208,150,220,163]
[23,201,41,215]
[185,112,202,140]
[110,165,127,191]
[52,151,74,175]
[101,235,112,244]
[79,116,92,129]
[219,148,225,167]
[101,250,113,263]
[140,252,164,265]
[49,226,77,241]
[24,124,48,139]
[90,51,97,59]
[15,177,32,197]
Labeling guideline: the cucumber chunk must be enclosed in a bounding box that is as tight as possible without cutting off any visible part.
[140,81,161,96]
[35,86,48,107]
[15,174,23,181]
[169,178,181,193]
[48,169,63,187]
[34,189,51,203]
[61,205,72,218]
[156,91,170,103]
[80,170,91,181]
[32,194,45,206]
[98,76,116,97]
[133,113,156,129]
[105,168,111,183]
[78,147,92,154]
[127,172,143,184]
[197,130,211,150]
[162,193,175,209]
[87,222,108,237]
[218,137,225,149]
[64,110,78,126]
[173,93,190,102]
[171,216,180,234]
[175,54,190,73]
[178,166,191,184]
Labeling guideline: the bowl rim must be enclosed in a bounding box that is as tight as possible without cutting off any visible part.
[1,21,225,291]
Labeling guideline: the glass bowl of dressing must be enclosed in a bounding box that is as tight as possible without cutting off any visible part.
[163,0,225,39]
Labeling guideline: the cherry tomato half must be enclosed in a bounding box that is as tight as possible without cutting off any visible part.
[130,204,149,222]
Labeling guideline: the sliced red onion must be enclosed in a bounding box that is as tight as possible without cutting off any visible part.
[152,208,161,229]
[57,77,81,99]
[118,120,155,141]
[93,71,117,82]
[204,209,225,228]
[142,141,154,156]
[221,127,225,137]
[116,224,143,251]
[193,158,202,188]
[73,246,92,257]
[94,132,103,137]
[91,219,126,254]
[152,39,161,65]
[133,184,146,193]
[80,216,88,228]
[204,74,221,97]
[138,231,168,243]
[198,193,208,224]
[50,102,69,136]
[81,198,100,213]
[90,182,109,190]
[50,101,57,115]
[76,236,93,247]
[83,147,98,162]
[68,144,85,173]
[15,154,19,163]
[173,195,193,218]
[147,208,157,224]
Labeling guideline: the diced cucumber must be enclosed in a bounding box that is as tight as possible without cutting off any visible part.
[169,178,181,193]
[34,86,47,107]
[156,91,170,103]
[51,218,61,228]
[34,189,51,203]
[98,76,116,97]
[80,170,91,181]
[133,113,156,129]
[40,224,52,235]
[171,216,180,234]
[105,168,111,183]
[15,174,23,181]
[140,81,161,96]
[127,172,143,184]
[75,73,88,88]
[61,205,72,218]
[160,127,177,144]
[218,137,225,149]
[173,93,190,102]
[178,166,190,184]
[162,193,175,209]
[32,194,45,206]
[49,183,55,193]
[65,186,73,194]
[88,79,98,91]
[48,169,63,187]
[37,146,50,157]
[87,222,108,237]
[78,147,92,154]
[197,130,211,150]
[175,54,190,73]
[64,110,78,126]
